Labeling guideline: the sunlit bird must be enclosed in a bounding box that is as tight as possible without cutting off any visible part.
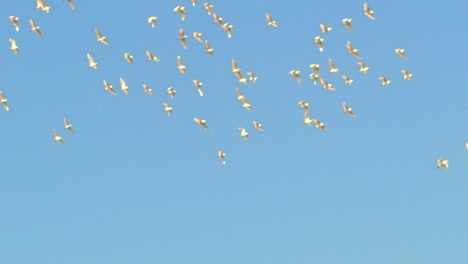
[120,78,129,94]
[320,78,336,91]
[213,13,223,26]
[53,129,63,145]
[222,23,233,38]
[309,64,320,75]
[103,80,117,95]
[312,118,326,132]
[379,76,391,86]
[194,118,210,131]
[204,40,215,56]
[320,23,332,33]
[357,61,369,74]
[395,48,408,60]
[298,100,309,111]
[36,0,51,13]
[328,59,339,73]
[342,102,356,117]
[123,53,134,65]
[314,36,324,52]
[347,41,362,59]
[218,150,226,165]
[146,50,160,61]
[189,0,198,6]
[289,70,301,84]
[95,28,108,45]
[143,84,154,96]
[401,69,413,80]
[266,13,278,27]
[9,16,20,32]
[303,112,313,126]
[364,3,376,20]
[342,18,353,32]
[167,87,176,98]
[204,2,214,15]
[65,0,75,10]
[174,6,186,21]
[232,59,241,73]
[0,91,9,112]
[193,79,204,96]
[253,121,264,132]
[148,16,157,28]
[178,28,188,50]
[436,157,449,171]
[239,127,249,140]
[192,32,203,42]
[63,118,74,134]
[87,53,98,69]
[247,72,258,83]
[163,103,173,116]
[29,19,42,38]
[9,38,19,55]
[309,73,319,85]
[342,75,353,85]
[177,55,186,74]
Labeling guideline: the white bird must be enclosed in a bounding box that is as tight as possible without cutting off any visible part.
[213,13,223,26]
[395,48,408,60]
[177,55,186,74]
[342,18,353,32]
[189,0,198,6]
[357,61,369,74]
[64,118,74,134]
[342,102,356,117]
[53,129,63,145]
[266,13,278,27]
[9,16,20,31]
[9,38,19,55]
[120,78,129,94]
[320,23,332,33]
[342,75,353,85]
[239,127,249,140]
[379,76,391,86]
[143,84,154,96]
[193,79,204,96]
[298,100,309,111]
[401,69,413,80]
[218,150,226,165]
[232,59,241,73]
[124,53,134,65]
[29,19,42,38]
[0,91,10,111]
[174,6,186,21]
[347,41,362,59]
[87,53,98,69]
[436,157,449,171]
[146,50,160,61]
[167,87,176,98]
[36,0,51,13]
[309,73,319,85]
[204,2,214,15]
[65,0,75,10]
[178,28,188,50]
[328,59,339,73]
[193,32,203,42]
[204,40,215,56]
[289,70,301,83]
[309,64,320,75]
[222,23,234,38]
[303,112,313,126]
[364,3,376,20]
[103,80,117,95]
[194,118,210,131]
[247,72,258,83]
[253,121,264,132]
[320,78,336,91]
[314,36,324,52]
[95,28,108,45]
[312,118,326,132]
[148,16,157,28]
[163,103,173,116]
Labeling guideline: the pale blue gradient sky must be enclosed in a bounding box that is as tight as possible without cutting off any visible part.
[0,1,467,263]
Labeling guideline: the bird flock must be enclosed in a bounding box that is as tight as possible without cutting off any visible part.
[2,1,466,171]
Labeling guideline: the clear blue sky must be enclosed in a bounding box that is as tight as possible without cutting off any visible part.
[0,1,467,263]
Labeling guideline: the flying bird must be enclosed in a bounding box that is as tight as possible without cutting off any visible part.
[253,121,264,132]
[266,13,278,27]
[193,79,204,96]
[309,64,320,75]
[95,28,108,45]
[328,59,339,73]
[247,72,258,83]
[29,19,42,38]
[347,41,362,59]
[148,16,157,28]
[123,53,134,65]
[120,78,129,94]
[401,69,413,80]
[239,127,249,140]
[194,118,210,131]
[163,103,173,116]
[231,59,241,73]
[103,80,117,95]
[53,130,63,145]
[167,87,176,98]
[303,112,313,126]
[9,38,19,55]
[87,53,98,69]
[312,118,326,132]
[66,0,75,10]
[213,13,223,26]
[9,16,20,31]
[314,36,324,52]
[0,91,9,111]
[342,102,356,117]
[63,118,74,134]
[178,28,188,49]
[364,3,376,20]
[320,23,332,33]
[395,48,408,60]
[309,73,319,85]
[189,0,198,6]
[143,84,154,96]
[379,76,391,86]
[146,50,160,61]
[222,23,233,38]
[204,2,214,15]
[174,6,186,21]
[218,150,226,165]
[36,0,51,13]
[298,100,309,111]
[177,55,186,74]
[320,78,336,91]
[289,70,301,83]
[342,75,353,85]
[436,158,449,171]
[342,18,353,32]
[204,40,215,56]
[193,32,203,42]
[357,61,369,74]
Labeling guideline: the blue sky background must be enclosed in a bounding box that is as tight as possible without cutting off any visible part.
[0,1,467,263]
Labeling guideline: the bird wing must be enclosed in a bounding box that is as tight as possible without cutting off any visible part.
[329,59,336,69]
[231,59,238,70]
[266,13,272,23]
[95,28,103,39]
[177,56,183,66]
